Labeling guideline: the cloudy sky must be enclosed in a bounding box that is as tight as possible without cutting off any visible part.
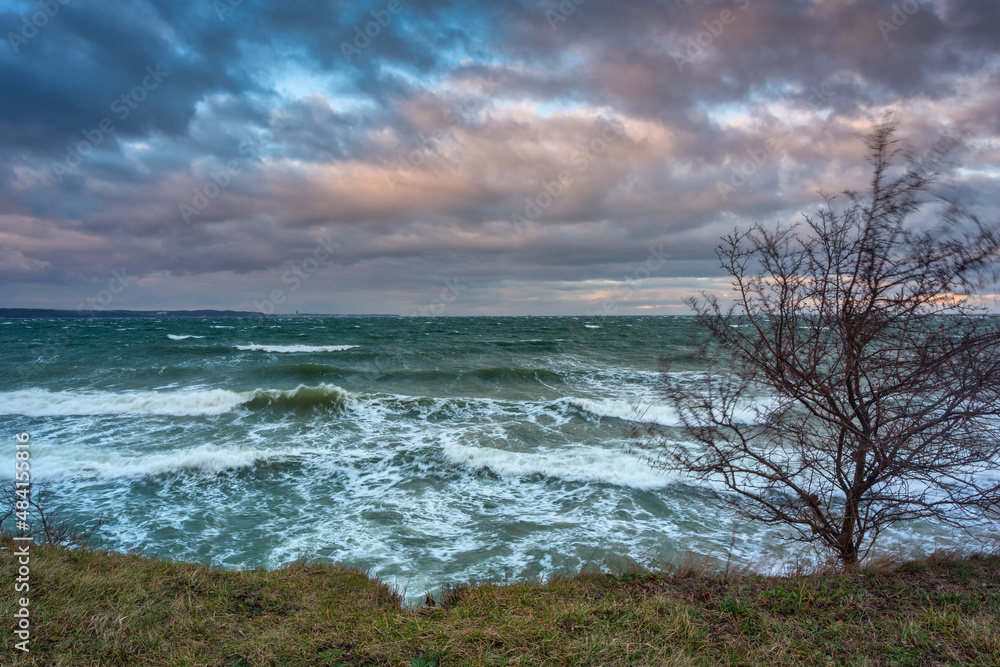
[0,0,998,315]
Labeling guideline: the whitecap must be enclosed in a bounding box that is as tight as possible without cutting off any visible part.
[562,396,681,425]
[0,388,249,417]
[440,441,673,490]
[236,344,358,353]
[40,444,310,479]
[0,384,354,417]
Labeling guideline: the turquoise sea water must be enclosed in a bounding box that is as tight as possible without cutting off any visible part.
[0,316,978,594]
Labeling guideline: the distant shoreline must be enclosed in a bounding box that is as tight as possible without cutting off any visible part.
[0,308,399,319]
[0,309,697,319]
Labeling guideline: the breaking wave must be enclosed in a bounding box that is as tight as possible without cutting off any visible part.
[236,344,359,353]
[440,441,672,489]
[0,384,353,417]
[0,388,249,417]
[38,444,309,479]
[0,385,763,428]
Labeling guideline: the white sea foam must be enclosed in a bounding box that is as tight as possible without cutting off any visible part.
[2,385,616,421]
[584,324,601,329]
[0,388,250,417]
[441,441,673,489]
[236,344,358,353]
[563,397,681,426]
[0,384,355,417]
[167,334,205,340]
[560,395,769,426]
[41,444,307,479]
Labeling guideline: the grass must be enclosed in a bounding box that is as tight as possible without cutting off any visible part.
[1,534,998,666]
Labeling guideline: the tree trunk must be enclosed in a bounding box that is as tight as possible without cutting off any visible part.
[839,489,861,567]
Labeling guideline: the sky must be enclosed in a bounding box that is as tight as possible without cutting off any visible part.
[0,0,998,315]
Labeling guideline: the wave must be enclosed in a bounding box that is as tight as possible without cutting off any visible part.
[0,380,762,430]
[375,369,456,382]
[0,388,250,417]
[375,366,565,386]
[278,363,350,379]
[562,395,769,427]
[236,344,358,353]
[562,397,681,426]
[351,392,679,426]
[440,441,672,489]
[0,384,353,417]
[487,340,559,349]
[469,367,564,384]
[167,334,205,340]
[584,324,601,329]
[244,384,354,412]
[41,444,308,479]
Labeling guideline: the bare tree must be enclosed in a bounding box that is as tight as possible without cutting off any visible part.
[647,121,1000,566]
[0,483,105,548]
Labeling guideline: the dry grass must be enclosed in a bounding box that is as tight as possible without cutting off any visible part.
[1,534,998,666]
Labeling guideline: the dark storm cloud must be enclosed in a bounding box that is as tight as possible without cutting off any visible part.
[0,0,997,313]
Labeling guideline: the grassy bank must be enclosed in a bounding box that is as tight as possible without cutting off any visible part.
[1,535,998,666]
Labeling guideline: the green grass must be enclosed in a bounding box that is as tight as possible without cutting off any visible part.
[1,534,998,665]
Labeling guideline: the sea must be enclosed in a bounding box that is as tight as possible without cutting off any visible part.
[0,316,982,595]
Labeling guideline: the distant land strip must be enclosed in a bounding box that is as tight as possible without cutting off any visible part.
[0,308,399,319]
